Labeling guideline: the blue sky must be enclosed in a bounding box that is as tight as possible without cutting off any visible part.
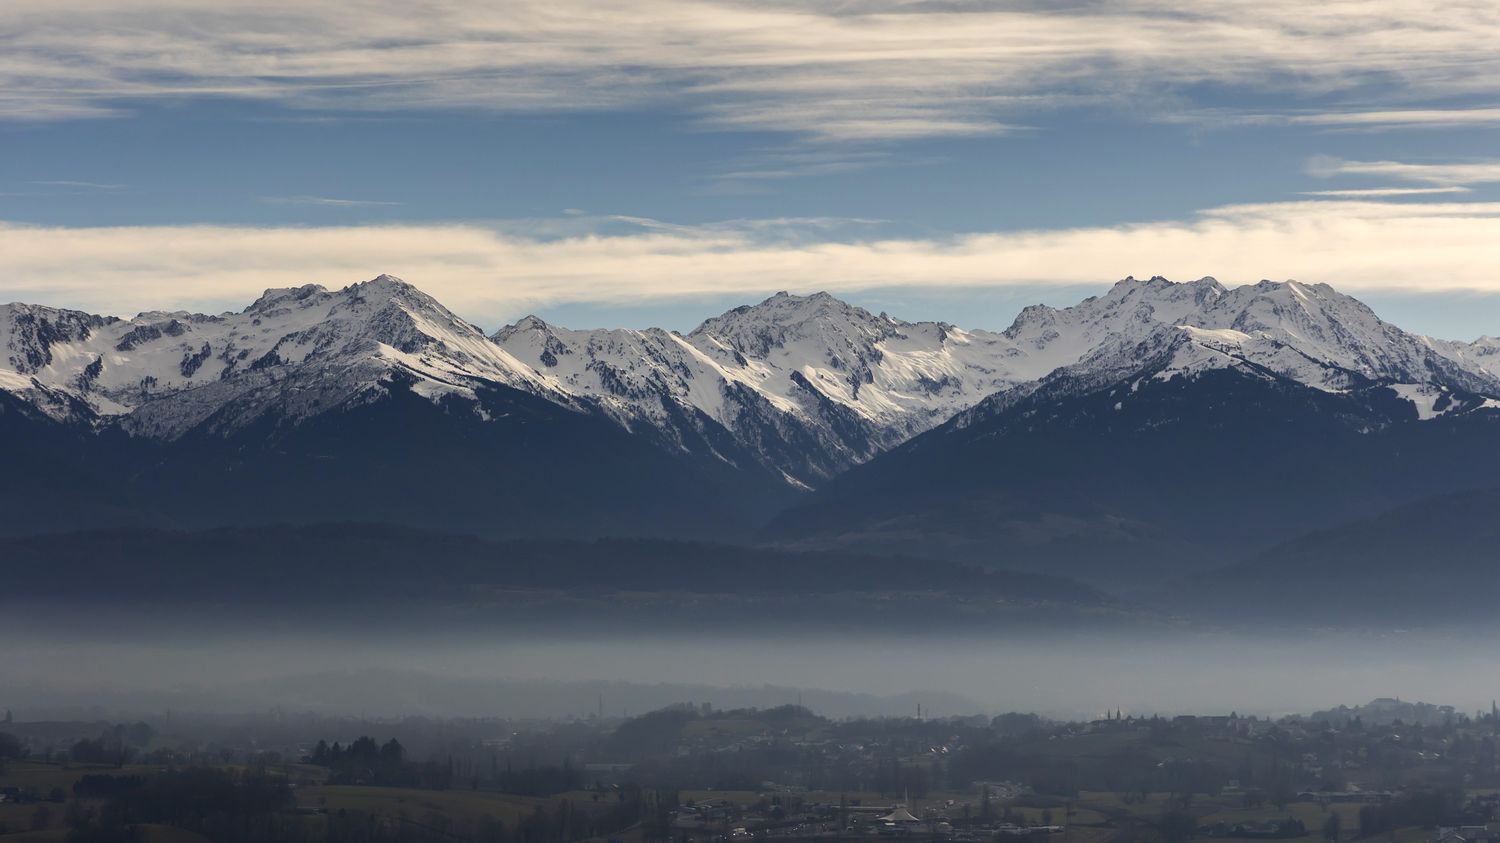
[4,1,1500,339]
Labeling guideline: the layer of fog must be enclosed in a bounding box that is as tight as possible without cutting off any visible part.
[5,615,1498,722]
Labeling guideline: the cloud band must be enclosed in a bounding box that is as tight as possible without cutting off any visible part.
[5,199,1500,325]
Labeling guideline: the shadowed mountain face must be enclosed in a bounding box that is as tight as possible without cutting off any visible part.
[3,274,1499,588]
[1152,487,1500,622]
[767,356,1500,586]
[0,523,1107,603]
[0,375,794,541]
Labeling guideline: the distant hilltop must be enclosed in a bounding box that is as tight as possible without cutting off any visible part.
[1308,698,1463,727]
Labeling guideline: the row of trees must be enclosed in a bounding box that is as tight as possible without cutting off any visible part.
[310,735,587,796]
[311,737,455,789]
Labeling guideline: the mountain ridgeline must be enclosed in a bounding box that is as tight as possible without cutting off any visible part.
[0,524,1125,632]
[1154,487,1500,622]
[4,274,1500,597]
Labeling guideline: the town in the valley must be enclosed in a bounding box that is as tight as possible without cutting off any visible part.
[3,697,1500,843]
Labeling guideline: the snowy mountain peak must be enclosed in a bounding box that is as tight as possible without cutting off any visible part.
[690,290,893,353]
[497,314,552,334]
[1004,276,1225,344]
[245,275,441,322]
[687,291,904,388]
[492,314,574,348]
[997,275,1499,396]
[1101,274,1228,311]
[491,315,583,371]
[246,283,330,314]
[491,290,1034,485]
[695,290,886,331]
[343,273,435,306]
[0,275,552,437]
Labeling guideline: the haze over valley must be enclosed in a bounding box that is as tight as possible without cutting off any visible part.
[7,3,1500,841]
[6,275,1500,725]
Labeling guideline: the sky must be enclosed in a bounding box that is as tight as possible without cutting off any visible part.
[3,1,1500,339]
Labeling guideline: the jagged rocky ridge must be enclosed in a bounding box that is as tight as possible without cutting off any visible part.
[4,274,1500,494]
[498,276,1500,486]
[0,276,790,540]
[1,278,1034,486]
[493,292,1033,485]
[8,271,1500,593]
[0,275,561,439]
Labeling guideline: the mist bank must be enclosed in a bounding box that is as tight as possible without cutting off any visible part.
[5,621,1500,723]
[0,670,982,724]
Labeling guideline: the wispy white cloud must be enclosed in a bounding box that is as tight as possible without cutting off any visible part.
[427,212,890,243]
[6,199,1500,327]
[1288,107,1500,130]
[1298,186,1471,197]
[702,146,931,194]
[29,180,126,190]
[1309,156,1500,186]
[258,195,402,207]
[3,1,1500,140]
[715,149,897,182]
[0,180,129,197]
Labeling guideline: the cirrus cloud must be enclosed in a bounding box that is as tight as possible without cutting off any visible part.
[4,1,1500,140]
[257,195,402,207]
[1298,187,1471,197]
[1309,157,1500,186]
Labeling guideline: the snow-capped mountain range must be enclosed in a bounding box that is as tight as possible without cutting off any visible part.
[0,276,561,439]
[493,291,1029,485]
[1005,276,1499,389]
[4,273,1499,490]
[954,275,1500,426]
